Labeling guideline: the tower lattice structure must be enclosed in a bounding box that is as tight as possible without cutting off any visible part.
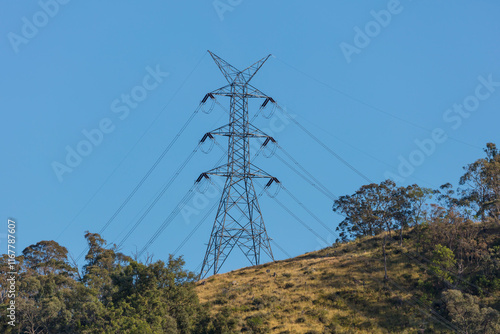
[198,51,279,279]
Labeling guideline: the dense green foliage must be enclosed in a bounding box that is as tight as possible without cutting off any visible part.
[330,143,500,332]
[443,289,500,333]
[0,233,226,333]
[0,143,498,333]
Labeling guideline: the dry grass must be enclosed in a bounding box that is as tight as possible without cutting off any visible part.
[195,232,456,333]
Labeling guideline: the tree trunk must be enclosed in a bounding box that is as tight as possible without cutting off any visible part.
[416,228,420,253]
[399,226,403,247]
[383,233,388,280]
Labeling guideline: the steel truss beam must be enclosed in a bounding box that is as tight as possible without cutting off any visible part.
[198,51,277,279]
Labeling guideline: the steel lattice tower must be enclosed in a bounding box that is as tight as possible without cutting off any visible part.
[198,51,279,279]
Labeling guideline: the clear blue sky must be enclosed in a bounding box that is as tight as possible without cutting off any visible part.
[2,0,499,275]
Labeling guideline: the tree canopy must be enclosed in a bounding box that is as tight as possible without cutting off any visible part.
[0,233,227,333]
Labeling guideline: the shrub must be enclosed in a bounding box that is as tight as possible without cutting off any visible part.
[430,244,456,285]
[246,315,267,333]
[443,289,500,334]
[210,306,238,334]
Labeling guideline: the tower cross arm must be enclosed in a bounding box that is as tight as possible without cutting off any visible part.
[201,123,270,139]
[248,124,276,139]
[239,54,272,84]
[200,52,276,279]
[209,84,270,99]
[201,164,276,180]
[249,164,276,179]
[208,50,241,84]
[208,50,272,85]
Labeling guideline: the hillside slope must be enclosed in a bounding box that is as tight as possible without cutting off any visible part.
[196,227,500,333]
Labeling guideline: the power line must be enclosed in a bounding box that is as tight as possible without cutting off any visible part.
[255,141,458,331]
[138,130,269,260]
[268,184,458,331]
[172,202,218,256]
[111,99,239,257]
[175,182,292,271]
[273,145,470,299]
[242,115,341,204]
[280,184,337,236]
[136,141,229,258]
[194,261,204,274]
[198,51,278,279]
[116,143,202,249]
[276,146,338,200]
[271,143,469,331]
[275,104,373,184]
[57,51,208,241]
[169,156,229,257]
[138,182,199,257]
[171,143,267,258]
[255,181,328,245]
[274,56,479,151]
[259,101,437,190]
[270,239,291,258]
[102,111,199,239]
[76,140,202,262]
[291,113,439,189]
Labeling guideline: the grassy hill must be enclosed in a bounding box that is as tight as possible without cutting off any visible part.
[196,226,500,333]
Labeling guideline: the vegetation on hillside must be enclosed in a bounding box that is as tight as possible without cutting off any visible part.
[1,143,498,333]
[0,233,226,333]
[197,143,499,333]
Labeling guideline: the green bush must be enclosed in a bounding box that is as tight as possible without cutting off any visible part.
[246,315,266,333]
[430,244,456,285]
[443,289,500,334]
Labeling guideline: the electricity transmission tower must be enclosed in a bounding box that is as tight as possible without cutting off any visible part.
[198,51,279,279]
